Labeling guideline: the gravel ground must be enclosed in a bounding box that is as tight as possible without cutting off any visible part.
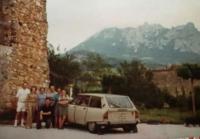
[0,123,200,139]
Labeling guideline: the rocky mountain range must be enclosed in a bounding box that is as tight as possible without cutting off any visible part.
[70,22,200,67]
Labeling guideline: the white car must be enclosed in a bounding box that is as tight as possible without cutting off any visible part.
[68,93,140,133]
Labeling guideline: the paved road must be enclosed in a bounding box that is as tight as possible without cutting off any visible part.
[0,124,199,139]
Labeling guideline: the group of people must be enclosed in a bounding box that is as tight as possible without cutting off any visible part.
[14,82,70,129]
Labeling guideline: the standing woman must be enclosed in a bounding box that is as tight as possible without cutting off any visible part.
[58,90,69,129]
[25,86,38,128]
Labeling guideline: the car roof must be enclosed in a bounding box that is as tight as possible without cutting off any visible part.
[78,93,129,98]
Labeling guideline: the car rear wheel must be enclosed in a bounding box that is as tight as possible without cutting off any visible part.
[87,122,97,133]
[123,125,138,133]
[133,124,138,133]
[123,126,132,132]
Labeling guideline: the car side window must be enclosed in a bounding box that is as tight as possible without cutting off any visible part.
[73,95,90,106]
[72,96,81,105]
[89,96,102,108]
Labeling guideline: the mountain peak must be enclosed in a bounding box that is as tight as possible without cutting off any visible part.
[70,22,200,65]
[143,22,161,27]
[185,22,195,28]
[173,22,197,32]
[185,22,198,32]
[139,22,164,30]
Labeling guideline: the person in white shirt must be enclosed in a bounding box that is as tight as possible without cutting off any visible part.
[14,82,30,127]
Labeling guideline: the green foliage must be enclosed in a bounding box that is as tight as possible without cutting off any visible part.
[102,75,125,94]
[82,53,111,72]
[48,46,81,88]
[102,60,165,108]
[162,90,177,108]
[48,45,200,111]
[194,86,200,110]
[176,95,189,110]
[77,53,114,92]
[140,108,192,124]
[176,63,200,115]
[176,63,200,80]
[176,65,191,80]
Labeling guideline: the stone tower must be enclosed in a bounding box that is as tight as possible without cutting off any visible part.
[0,0,49,107]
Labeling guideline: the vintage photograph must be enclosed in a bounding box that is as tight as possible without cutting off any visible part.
[0,0,200,139]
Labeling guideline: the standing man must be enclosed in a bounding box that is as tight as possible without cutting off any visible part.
[47,85,59,127]
[14,82,30,127]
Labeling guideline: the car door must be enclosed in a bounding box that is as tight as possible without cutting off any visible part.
[86,96,105,122]
[74,95,90,125]
[68,95,86,123]
[68,103,76,123]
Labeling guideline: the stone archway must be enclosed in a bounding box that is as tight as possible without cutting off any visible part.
[0,0,49,108]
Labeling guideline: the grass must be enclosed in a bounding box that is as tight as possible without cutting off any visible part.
[139,108,193,124]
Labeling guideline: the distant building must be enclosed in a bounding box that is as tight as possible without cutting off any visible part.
[152,66,200,96]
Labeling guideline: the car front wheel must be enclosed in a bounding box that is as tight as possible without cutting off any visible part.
[87,122,97,133]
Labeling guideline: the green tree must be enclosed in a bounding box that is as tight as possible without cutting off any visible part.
[48,46,81,88]
[82,53,110,72]
[102,60,164,108]
[78,53,112,92]
[102,75,125,94]
[194,86,200,110]
[176,64,200,115]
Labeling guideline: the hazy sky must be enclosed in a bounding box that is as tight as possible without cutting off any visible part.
[47,0,200,51]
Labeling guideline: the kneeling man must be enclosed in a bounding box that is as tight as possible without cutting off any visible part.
[37,98,53,129]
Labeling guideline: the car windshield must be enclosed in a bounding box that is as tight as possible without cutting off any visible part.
[106,96,134,108]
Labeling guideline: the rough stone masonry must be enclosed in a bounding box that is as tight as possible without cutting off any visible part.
[0,0,49,108]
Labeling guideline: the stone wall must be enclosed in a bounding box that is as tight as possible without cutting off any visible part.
[152,67,200,96]
[0,0,49,108]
